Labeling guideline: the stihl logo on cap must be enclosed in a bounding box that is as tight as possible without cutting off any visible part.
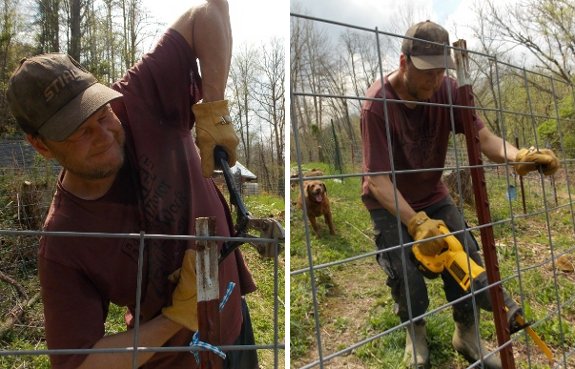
[44,68,81,102]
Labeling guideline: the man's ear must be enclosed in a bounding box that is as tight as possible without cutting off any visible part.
[399,53,409,71]
[26,134,54,159]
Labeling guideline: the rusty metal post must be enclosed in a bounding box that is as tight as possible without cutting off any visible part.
[196,217,223,369]
[452,39,516,369]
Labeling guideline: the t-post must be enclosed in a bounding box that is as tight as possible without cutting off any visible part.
[452,39,516,369]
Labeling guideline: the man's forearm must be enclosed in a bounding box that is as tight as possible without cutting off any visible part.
[171,0,232,102]
[76,315,183,369]
[367,174,416,225]
[478,126,519,164]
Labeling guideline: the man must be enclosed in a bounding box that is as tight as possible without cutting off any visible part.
[360,20,559,369]
[6,1,258,368]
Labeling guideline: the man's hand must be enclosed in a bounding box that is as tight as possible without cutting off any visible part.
[193,100,239,177]
[514,146,559,176]
[162,249,198,331]
[407,211,448,256]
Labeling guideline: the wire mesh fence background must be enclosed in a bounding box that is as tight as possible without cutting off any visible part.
[290,13,575,369]
[0,140,285,368]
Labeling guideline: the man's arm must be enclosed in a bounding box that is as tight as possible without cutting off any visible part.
[478,126,519,164]
[480,126,560,176]
[75,249,197,369]
[367,174,416,225]
[76,315,182,369]
[170,0,231,102]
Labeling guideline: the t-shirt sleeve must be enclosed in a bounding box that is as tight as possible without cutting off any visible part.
[39,256,108,369]
[361,106,392,174]
[113,29,201,130]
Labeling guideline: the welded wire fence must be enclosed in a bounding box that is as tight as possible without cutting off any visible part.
[0,141,285,369]
[291,13,575,369]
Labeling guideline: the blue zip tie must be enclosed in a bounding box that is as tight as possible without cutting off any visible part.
[189,281,236,363]
[219,281,236,311]
[190,331,227,364]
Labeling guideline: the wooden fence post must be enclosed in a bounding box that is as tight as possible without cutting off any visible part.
[195,216,222,369]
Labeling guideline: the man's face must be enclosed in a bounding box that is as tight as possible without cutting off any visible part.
[403,58,445,101]
[38,104,126,180]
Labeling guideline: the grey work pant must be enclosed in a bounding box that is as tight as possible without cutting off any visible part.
[369,196,492,324]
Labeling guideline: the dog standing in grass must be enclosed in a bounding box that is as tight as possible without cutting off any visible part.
[297,180,336,236]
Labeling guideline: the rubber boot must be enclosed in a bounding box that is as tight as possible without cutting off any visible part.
[452,320,502,369]
[403,321,429,369]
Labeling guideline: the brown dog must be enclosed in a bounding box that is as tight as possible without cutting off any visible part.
[297,180,336,236]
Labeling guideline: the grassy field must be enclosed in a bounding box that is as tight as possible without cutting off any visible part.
[290,162,575,369]
[0,185,285,369]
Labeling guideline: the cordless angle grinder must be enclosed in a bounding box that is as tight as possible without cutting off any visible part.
[411,225,554,362]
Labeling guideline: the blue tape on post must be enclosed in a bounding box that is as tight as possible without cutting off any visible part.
[190,331,227,364]
[189,281,236,363]
[219,282,236,311]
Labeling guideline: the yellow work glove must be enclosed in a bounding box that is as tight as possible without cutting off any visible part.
[162,249,198,331]
[514,146,559,176]
[192,100,239,178]
[407,211,448,256]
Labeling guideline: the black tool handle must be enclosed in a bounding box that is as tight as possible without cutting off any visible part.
[214,146,250,230]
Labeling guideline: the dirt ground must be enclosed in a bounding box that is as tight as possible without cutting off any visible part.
[292,258,384,369]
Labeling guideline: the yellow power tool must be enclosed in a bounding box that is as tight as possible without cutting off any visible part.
[411,225,554,363]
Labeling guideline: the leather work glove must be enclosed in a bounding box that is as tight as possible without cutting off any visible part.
[514,146,559,176]
[162,249,198,331]
[193,100,239,178]
[407,211,448,256]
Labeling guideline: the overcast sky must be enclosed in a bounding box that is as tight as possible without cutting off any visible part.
[290,0,482,47]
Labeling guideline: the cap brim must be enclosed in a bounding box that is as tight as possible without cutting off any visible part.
[38,83,122,141]
[411,54,456,70]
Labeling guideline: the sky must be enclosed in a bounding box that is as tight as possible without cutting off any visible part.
[141,0,286,51]
[290,0,480,48]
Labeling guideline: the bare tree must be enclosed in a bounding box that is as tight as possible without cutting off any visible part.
[290,14,333,162]
[229,44,259,167]
[482,0,575,85]
[340,29,381,111]
[466,0,574,149]
[253,37,285,167]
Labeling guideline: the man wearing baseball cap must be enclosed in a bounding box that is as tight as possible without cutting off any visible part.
[5,1,258,369]
[360,20,559,369]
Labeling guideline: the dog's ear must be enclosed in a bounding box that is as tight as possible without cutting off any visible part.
[321,183,327,193]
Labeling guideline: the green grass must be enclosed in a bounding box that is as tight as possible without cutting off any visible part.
[290,162,575,369]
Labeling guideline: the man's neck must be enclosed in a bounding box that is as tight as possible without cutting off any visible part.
[61,171,118,200]
[388,70,418,109]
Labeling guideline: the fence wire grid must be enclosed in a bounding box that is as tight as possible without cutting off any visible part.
[0,141,285,369]
[290,13,575,369]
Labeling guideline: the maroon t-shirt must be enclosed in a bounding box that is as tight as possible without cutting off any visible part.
[360,74,484,211]
[39,29,256,369]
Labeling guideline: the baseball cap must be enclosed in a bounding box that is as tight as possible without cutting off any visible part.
[401,20,456,70]
[6,53,122,141]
